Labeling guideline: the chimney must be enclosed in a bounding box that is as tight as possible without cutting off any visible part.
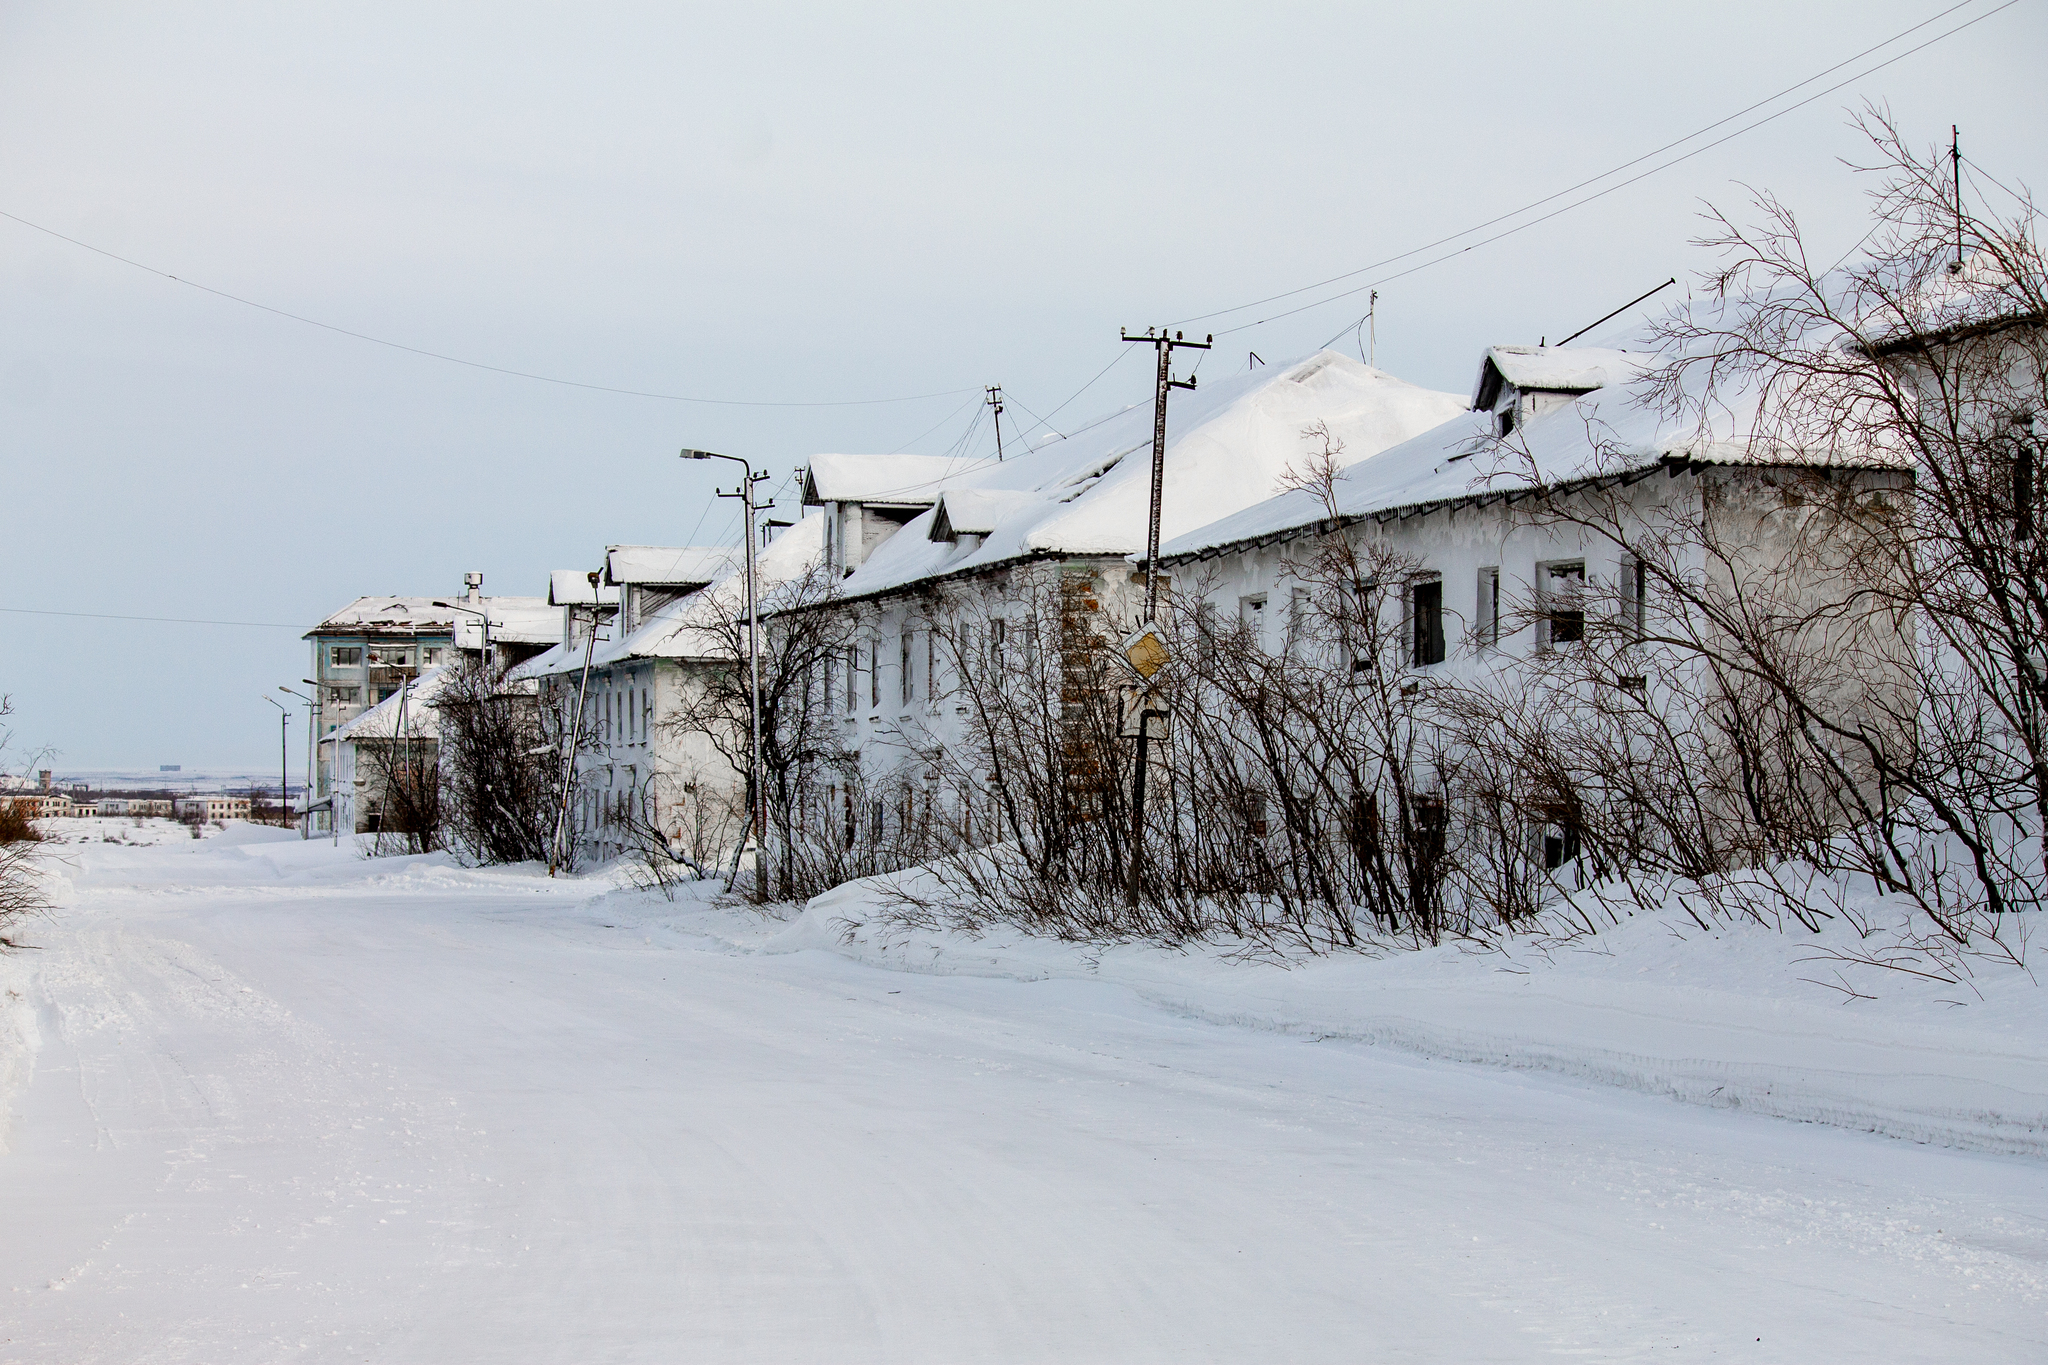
[463,571,482,607]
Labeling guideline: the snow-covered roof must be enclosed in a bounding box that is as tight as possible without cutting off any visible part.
[436,595,558,648]
[802,454,970,506]
[549,571,622,607]
[1857,251,2048,356]
[929,488,1036,541]
[517,512,828,679]
[800,351,1465,607]
[1471,345,1645,410]
[306,597,460,638]
[331,666,449,742]
[477,595,560,645]
[603,545,742,588]
[1162,359,1900,562]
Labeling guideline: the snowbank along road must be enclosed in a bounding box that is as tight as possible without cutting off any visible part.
[1,824,2044,1362]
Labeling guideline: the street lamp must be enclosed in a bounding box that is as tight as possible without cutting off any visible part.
[261,695,290,830]
[280,686,314,838]
[683,447,769,898]
[433,600,493,663]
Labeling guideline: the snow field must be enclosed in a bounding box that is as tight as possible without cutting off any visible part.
[0,830,2042,1362]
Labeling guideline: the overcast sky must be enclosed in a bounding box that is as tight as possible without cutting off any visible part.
[2,0,2042,775]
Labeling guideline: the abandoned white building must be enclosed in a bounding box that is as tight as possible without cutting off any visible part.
[305,578,551,836]
[325,666,447,837]
[1154,340,1915,875]
[516,519,825,869]
[762,350,1468,830]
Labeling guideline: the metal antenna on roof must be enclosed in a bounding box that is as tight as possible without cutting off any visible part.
[986,385,1007,461]
[1368,290,1378,367]
[1555,277,1677,348]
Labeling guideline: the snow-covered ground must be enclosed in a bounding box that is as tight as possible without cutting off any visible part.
[2,829,2044,1361]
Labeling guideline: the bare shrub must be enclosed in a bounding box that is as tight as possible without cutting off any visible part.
[437,656,581,866]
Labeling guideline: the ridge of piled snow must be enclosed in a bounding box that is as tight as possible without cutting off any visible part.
[758,875,2048,1157]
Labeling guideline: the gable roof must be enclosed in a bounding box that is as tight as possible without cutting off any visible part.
[802,453,971,507]
[549,571,622,607]
[518,512,828,677]
[1470,345,1645,410]
[603,545,742,588]
[929,488,1036,541]
[794,350,1466,609]
[1161,360,1901,563]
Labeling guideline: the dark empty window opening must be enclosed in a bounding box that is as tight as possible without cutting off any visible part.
[1411,578,1445,666]
[1624,557,1648,639]
[1542,562,1586,646]
[2015,426,2035,541]
[1478,567,1500,649]
[1497,404,1517,437]
[1540,803,1582,870]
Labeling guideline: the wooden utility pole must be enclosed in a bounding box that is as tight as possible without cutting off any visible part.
[1951,125,1966,274]
[986,385,1007,462]
[687,449,773,900]
[1118,326,1210,912]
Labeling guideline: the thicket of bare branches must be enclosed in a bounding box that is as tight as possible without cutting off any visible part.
[1600,107,2047,978]
[817,117,2048,971]
[437,657,577,866]
[0,697,49,950]
[664,563,858,898]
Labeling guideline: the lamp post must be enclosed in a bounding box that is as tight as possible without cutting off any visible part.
[682,448,769,899]
[261,695,290,828]
[280,686,314,837]
[433,600,493,664]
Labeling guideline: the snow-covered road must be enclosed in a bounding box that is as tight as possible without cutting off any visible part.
[2,829,2044,1362]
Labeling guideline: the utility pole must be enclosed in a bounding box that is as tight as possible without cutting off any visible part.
[281,685,314,836]
[1117,326,1210,912]
[262,696,289,826]
[685,449,772,900]
[1951,125,1966,274]
[986,385,1007,461]
[548,572,606,875]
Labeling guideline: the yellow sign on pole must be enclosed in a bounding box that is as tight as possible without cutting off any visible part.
[1119,622,1170,680]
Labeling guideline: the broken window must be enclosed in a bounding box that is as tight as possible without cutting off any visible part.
[1285,587,1311,655]
[1539,802,1582,871]
[1411,577,1445,667]
[1621,557,1647,640]
[1477,567,1500,649]
[2012,415,2037,541]
[1539,561,1586,647]
[1240,594,1267,645]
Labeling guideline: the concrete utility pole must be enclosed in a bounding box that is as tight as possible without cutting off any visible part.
[549,572,606,875]
[684,449,771,900]
[279,686,314,836]
[262,695,289,827]
[1117,326,1210,912]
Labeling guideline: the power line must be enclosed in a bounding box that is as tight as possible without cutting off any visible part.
[1279,0,2021,347]
[0,207,976,409]
[0,606,300,629]
[1175,0,1989,331]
